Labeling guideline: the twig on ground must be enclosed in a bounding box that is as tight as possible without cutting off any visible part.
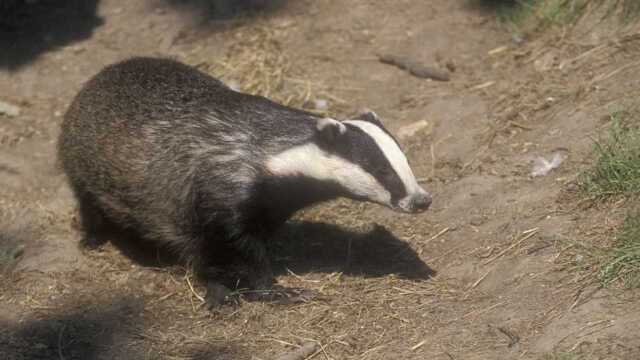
[461,302,506,320]
[377,53,450,81]
[425,227,451,244]
[185,273,205,303]
[57,325,66,360]
[483,229,539,265]
[468,269,492,291]
[471,81,495,90]
[497,326,520,347]
[411,340,426,351]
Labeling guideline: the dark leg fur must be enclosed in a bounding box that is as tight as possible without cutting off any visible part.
[231,233,317,305]
[194,231,277,308]
[235,233,274,290]
[77,193,112,249]
[192,224,317,308]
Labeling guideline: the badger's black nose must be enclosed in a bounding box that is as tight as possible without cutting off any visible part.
[412,193,432,212]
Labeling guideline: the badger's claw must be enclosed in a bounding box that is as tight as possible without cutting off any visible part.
[272,287,320,305]
[241,285,320,305]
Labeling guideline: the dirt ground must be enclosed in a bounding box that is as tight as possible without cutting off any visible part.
[2,0,640,359]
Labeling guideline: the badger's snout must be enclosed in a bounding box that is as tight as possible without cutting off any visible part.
[397,190,432,214]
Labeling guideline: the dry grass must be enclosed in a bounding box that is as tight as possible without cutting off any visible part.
[194,23,345,116]
[0,209,34,274]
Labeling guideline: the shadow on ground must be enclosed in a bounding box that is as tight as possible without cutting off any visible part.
[0,211,33,274]
[163,0,290,20]
[0,0,103,70]
[105,220,435,282]
[467,0,521,9]
[272,221,436,280]
[0,296,242,360]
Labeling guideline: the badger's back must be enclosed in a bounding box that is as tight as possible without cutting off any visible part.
[58,57,318,238]
[60,56,317,156]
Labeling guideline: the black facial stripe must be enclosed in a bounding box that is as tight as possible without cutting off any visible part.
[322,124,407,204]
[352,113,403,148]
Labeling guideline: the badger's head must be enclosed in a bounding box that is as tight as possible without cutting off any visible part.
[267,110,432,214]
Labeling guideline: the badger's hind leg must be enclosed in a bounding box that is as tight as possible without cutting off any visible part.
[75,193,113,249]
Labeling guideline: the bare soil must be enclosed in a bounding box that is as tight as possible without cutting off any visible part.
[1,1,640,359]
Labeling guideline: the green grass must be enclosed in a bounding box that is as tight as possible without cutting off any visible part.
[609,0,640,23]
[600,211,640,287]
[476,0,640,29]
[579,111,640,288]
[581,113,640,198]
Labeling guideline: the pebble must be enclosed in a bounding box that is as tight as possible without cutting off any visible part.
[314,99,328,111]
[226,80,241,92]
[397,120,429,139]
[0,100,21,117]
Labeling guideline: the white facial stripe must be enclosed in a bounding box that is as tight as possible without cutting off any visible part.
[266,143,391,205]
[343,120,421,195]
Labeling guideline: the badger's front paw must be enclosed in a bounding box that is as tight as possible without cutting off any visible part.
[204,281,238,310]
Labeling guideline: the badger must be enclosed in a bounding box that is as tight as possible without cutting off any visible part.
[57,57,432,307]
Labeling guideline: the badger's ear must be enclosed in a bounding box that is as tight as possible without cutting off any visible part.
[354,109,383,127]
[316,117,347,143]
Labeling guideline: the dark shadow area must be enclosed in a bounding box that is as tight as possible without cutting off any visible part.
[164,0,289,20]
[0,213,31,274]
[465,0,534,13]
[105,220,434,281]
[467,0,519,9]
[0,297,142,360]
[0,163,19,175]
[271,221,436,281]
[106,227,183,269]
[0,296,242,359]
[0,0,103,70]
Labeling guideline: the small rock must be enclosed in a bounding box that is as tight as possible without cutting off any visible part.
[314,99,328,111]
[470,216,485,226]
[69,45,85,54]
[445,59,456,73]
[54,110,62,117]
[226,80,241,92]
[534,52,557,72]
[397,120,429,139]
[566,182,578,192]
[512,33,525,44]
[0,100,21,117]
